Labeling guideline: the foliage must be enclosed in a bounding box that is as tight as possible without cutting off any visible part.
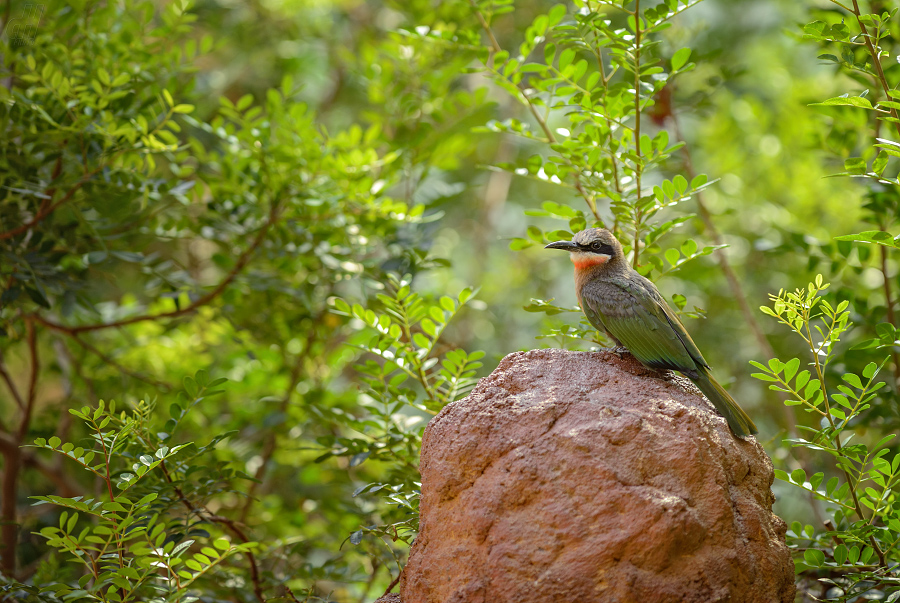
[1,373,261,603]
[752,277,899,600]
[322,275,482,563]
[747,1,900,599]
[471,0,720,269]
[0,0,470,599]
[1,0,900,600]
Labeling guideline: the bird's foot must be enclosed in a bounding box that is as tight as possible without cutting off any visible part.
[605,346,630,359]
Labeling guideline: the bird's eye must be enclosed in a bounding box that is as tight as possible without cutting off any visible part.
[591,241,603,251]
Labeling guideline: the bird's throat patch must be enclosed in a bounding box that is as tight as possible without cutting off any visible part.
[570,251,610,270]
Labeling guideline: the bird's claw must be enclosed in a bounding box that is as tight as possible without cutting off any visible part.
[607,346,630,358]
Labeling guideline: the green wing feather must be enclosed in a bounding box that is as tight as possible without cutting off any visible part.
[581,275,758,437]
[581,276,707,372]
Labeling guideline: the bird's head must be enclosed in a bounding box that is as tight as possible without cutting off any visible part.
[545,228,623,271]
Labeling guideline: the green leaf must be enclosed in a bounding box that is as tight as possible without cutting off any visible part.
[664,248,680,266]
[671,48,691,71]
[804,548,825,567]
[834,230,900,248]
[214,538,231,551]
[783,358,800,383]
[844,157,866,175]
[842,373,863,389]
[872,150,889,175]
[183,376,198,398]
[833,544,848,565]
[810,96,873,109]
[863,362,879,379]
[547,4,567,26]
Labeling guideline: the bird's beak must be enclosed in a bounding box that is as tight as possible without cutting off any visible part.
[544,240,579,251]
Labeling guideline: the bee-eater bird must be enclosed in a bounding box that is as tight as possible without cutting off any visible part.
[545,227,758,437]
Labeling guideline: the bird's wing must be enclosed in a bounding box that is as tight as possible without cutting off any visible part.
[581,275,709,372]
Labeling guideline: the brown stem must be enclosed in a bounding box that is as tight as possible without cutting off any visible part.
[65,332,173,391]
[669,113,818,475]
[0,348,24,420]
[0,168,100,241]
[879,242,900,390]
[0,320,39,576]
[804,316,888,568]
[849,0,900,138]
[158,460,266,603]
[0,442,21,578]
[381,567,402,597]
[671,116,775,359]
[239,329,318,523]
[469,1,603,225]
[356,558,381,603]
[632,0,643,269]
[20,321,38,441]
[34,199,281,334]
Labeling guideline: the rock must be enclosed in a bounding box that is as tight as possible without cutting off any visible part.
[401,349,794,603]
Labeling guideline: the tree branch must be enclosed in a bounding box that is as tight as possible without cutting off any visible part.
[0,169,99,242]
[34,200,282,334]
[0,349,24,418]
[469,1,604,226]
[632,0,643,268]
[239,329,317,524]
[849,0,900,139]
[0,320,38,577]
[159,460,266,603]
[21,320,38,440]
[64,332,173,391]
[879,241,900,391]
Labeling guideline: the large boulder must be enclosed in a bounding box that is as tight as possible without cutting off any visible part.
[400,349,794,603]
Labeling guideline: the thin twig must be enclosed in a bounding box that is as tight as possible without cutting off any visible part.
[0,349,24,415]
[381,568,402,598]
[34,199,282,334]
[158,460,266,603]
[239,327,319,523]
[0,168,101,242]
[64,332,173,391]
[848,0,900,138]
[805,311,888,568]
[468,0,604,225]
[0,320,38,577]
[632,0,643,268]
[879,241,900,391]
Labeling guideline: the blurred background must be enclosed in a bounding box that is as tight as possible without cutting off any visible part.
[1,0,896,600]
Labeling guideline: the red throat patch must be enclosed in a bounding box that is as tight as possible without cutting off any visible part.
[570,252,610,270]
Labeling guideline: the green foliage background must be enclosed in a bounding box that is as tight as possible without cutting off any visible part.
[1,0,900,601]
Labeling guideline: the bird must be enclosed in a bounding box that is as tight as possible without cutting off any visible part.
[545,227,758,437]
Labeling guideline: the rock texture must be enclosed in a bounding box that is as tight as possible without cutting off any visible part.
[401,349,794,603]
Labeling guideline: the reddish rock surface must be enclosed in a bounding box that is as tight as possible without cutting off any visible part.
[400,349,795,603]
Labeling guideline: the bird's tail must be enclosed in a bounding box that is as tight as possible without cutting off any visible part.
[689,367,758,437]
